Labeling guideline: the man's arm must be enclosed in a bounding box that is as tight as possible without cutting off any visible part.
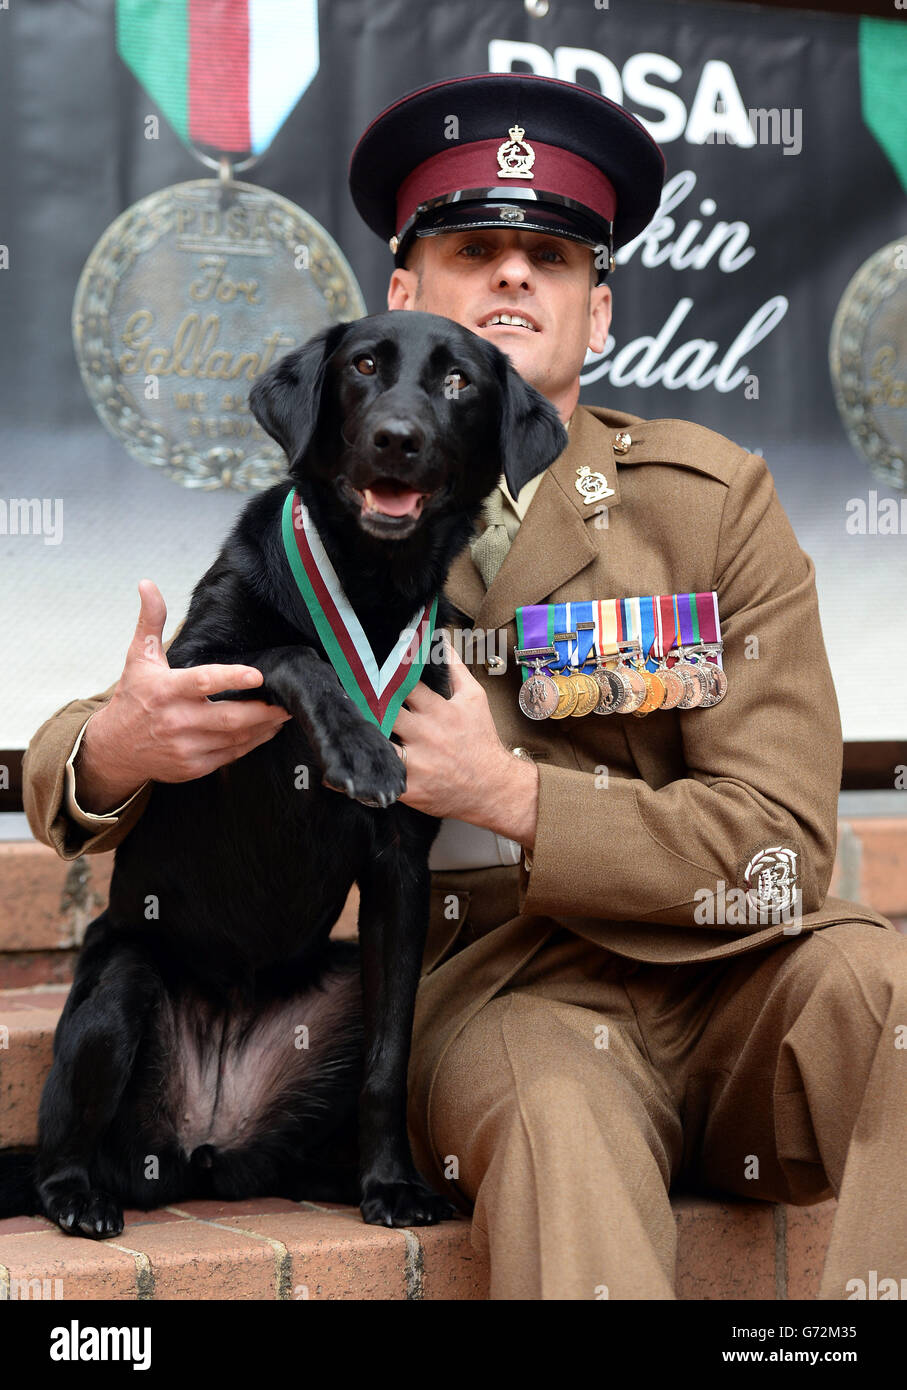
[22,581,292,862]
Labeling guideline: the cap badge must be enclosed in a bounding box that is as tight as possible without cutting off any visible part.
[575,465,615,504]
[497,125,535,180]
[499,206,525,223]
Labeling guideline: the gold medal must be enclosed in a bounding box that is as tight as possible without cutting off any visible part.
[549,672,579,718]
[632,666,667,717]
[569,671,601,717]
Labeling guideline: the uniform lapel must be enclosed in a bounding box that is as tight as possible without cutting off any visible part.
[446,405,622,632]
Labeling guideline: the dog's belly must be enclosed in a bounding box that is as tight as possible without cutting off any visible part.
[152,967,362,1158]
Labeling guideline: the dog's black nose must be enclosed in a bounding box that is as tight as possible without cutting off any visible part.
[372,418,424,457]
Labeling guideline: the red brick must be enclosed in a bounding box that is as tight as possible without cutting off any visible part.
[0,988,68,1146]
[831,819,907,918]
[0,1214,55,1236]
[674,1195,776,1300]
[120,1208,187,1228]
[111,1215,282,1300]
[0,950,77,989]
[414,1217,490,1300]
[0,1227,138,1299]
[210,1207,409,1300]
[784,1199,837,1300]
[0,843,113,951]
[856,820,907,918]
[167,1197,301,1222]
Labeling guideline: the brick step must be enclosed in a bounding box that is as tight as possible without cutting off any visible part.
[0,986,837,1299]
[0,1193,835,1301]
[0,810,897,1299]
[1,807,905,988]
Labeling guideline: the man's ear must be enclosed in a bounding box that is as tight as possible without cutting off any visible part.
[248,321,348,466]
[490,349,569,498]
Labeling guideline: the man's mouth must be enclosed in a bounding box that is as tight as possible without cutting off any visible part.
[477,311,540,332]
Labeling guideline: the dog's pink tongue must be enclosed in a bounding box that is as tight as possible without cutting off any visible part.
[364,483,424,517]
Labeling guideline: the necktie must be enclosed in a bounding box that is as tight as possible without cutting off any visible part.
[470,485,512,588]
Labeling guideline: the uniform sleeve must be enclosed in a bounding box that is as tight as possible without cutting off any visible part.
[518,452,841,929]
[21,686,153,860]
[21,623,185,862]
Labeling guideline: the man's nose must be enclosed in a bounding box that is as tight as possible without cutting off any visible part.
[493,247,535,287]
[371,417,424,459]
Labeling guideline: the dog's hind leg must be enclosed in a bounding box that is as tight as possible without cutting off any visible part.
[36,913,163,1239]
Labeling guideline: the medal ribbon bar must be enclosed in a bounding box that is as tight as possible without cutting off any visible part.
[515,592,723,681]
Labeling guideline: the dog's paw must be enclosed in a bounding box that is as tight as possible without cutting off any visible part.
[45,1187,124,1240]
[321,726,407,808]
[359,1174,457,1227]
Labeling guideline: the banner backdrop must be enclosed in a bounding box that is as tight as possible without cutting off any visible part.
[0,0,904,746]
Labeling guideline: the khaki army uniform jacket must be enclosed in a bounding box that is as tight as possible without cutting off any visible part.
[22,405,894,1013]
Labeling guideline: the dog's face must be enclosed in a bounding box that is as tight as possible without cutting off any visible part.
[249,311,567,542]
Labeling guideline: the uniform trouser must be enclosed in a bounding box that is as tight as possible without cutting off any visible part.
[408,913,907,1300]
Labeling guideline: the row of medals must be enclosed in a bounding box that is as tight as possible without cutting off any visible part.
[516,638,728,721]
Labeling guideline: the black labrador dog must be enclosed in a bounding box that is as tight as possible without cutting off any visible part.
[4,310,566,1237]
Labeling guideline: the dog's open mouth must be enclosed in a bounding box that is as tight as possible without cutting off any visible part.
[341,476,435,531]
[361,479,431,519]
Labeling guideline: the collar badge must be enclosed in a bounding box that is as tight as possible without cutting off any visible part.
[575,465,615,504]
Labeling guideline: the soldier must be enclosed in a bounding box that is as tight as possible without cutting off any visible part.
[23,74,906,1300]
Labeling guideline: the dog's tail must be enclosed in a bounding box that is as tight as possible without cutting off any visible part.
[0,1151,40,1218]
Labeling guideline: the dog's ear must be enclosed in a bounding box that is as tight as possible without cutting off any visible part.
[249,321,348,465]
[490,349,569,498]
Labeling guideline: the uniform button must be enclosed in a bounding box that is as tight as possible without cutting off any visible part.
[485,654,505,672]
[511,746,533,761]
[614,431,632,454]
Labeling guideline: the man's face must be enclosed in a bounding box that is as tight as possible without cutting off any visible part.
[386,227,612,420]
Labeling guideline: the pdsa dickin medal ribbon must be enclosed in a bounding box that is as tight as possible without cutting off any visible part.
[515,592,726,720]
[281,490,439,739]
[73,0,366,492]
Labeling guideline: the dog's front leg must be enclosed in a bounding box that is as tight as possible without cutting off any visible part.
[173,641,407,808]
[356,856,456,1227]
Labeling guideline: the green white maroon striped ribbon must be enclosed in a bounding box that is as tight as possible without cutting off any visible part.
[281,488,439,737]
[116,0,319,157]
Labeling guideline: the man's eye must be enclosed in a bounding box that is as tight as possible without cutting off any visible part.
[457,243,485,257]
[444,370,469,391]
[536,247,564,263]
[354,355,376,375]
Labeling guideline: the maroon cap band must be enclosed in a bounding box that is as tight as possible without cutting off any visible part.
[395,138,617,239]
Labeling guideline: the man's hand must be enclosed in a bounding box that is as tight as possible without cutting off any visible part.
[76,580,292,813]
[392,635,539,850]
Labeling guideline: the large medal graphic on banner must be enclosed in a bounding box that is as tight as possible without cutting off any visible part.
[828,22,907,492]
[73,0,366,491]
[829,238,906,492]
